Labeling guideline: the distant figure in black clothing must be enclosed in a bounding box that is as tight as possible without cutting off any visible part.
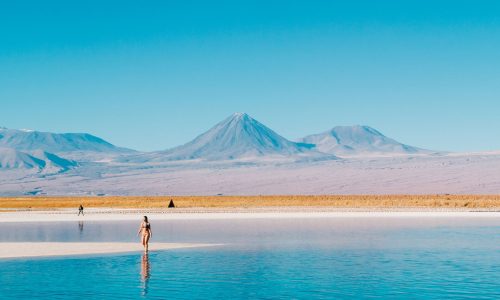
[78,204,84,216]
[168,199,175,208]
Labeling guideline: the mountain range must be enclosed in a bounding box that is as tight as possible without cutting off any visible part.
[0,113,431,171]
[4,113,500,196]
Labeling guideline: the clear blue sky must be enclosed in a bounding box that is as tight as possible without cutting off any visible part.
[1,1,499,152]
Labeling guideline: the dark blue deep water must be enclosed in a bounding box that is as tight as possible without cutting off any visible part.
[0,217,499,299]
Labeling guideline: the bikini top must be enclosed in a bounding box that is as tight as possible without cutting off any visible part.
[142,223,151,230]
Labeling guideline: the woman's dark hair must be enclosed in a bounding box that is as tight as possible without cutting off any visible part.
[143,216,148,222]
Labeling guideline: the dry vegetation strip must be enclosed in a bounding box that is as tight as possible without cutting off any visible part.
[0,195,499,209]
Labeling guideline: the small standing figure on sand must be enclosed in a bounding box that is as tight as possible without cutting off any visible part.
[137,216,152,253]
[78,204,84,216]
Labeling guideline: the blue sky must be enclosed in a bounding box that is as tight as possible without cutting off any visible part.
[1,1,500,152]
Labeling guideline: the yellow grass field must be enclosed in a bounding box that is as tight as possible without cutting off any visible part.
[0,195,500,209]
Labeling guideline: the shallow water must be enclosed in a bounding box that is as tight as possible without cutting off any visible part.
[0,217,499,299]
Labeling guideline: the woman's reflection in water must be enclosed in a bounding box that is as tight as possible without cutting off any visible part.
[141,253,151,296]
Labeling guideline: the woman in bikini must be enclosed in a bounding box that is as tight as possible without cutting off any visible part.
[137,216,152,253]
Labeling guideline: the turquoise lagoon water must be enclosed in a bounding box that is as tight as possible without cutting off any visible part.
[0,217,499,299]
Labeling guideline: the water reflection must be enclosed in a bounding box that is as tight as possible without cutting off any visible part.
[78,221,84,236]
[1,218,500,299]
[140,254,150,296]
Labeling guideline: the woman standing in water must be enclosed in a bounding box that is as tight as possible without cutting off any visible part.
[137,216,152,253]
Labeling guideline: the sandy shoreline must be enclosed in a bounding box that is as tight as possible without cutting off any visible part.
[0,208,499,223]
[0,242,217,259]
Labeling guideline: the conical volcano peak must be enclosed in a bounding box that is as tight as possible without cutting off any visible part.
[231,112,248,118]
[142,113,324,161]
[227,112,252,123]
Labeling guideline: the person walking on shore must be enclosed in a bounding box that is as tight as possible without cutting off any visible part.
[78,204,84,216]
[137,216,152,253]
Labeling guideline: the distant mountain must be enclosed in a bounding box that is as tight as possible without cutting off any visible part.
[0,127,132,153]
[0,147,77,171]
[300,125,430,157]
[123,113,329,162]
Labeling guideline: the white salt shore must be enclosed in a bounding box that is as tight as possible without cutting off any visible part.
[0,208,499,223]
[0,242,217,259]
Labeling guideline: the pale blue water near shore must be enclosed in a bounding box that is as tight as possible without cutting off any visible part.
[1,217,499,299]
